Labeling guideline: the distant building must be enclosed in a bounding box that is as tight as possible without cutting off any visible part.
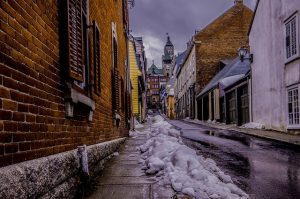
[162,34,175,78]
[249,0,300,132]
[174,52,186,118]
[195,0,253,120]
[165,76,176,119]
[129,37,145,123]
[146,63,168,109]
[175,42,197,119]
[134,37,147,122]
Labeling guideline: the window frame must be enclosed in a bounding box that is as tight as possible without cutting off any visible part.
[284,12,299,64]
[287,85,300,129]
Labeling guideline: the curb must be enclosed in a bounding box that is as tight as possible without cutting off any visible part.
[183,119,300,147]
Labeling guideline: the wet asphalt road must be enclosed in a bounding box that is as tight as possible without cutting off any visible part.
[168,120,300,199]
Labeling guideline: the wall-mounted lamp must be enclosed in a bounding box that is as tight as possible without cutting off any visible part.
[238,47,247,62]
[238,47,253,63]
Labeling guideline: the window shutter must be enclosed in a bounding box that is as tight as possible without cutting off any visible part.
[121,78,125,111]
[113,39,118,69]
[94,21,101,95]
[67,0,84,82]
[112,37,119,113]
[112,69,120,112]
[115,69,120,111]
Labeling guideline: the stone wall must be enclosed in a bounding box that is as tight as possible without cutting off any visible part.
[0,138,125,198]
[0,0,128,167]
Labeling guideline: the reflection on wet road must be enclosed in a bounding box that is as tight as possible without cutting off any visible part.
[169,120,300,199]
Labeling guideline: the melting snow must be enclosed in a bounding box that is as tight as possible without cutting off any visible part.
[134,118,144,129]
[241,122,265,130]
[138,115,249,199]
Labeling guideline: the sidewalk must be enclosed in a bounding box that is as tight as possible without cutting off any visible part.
[84,125,186,199]
[184,119,300,146]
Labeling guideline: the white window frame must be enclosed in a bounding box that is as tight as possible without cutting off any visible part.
[287,85,300,129]
[284,12,299,63]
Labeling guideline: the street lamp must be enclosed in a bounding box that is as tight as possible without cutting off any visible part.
[238,47,247,62]
[238,47,253,63]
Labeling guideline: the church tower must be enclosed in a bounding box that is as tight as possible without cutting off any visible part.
[162,33,174,78]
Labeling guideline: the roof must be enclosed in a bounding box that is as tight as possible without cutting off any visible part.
[147,63,163,75]
[195,2,252,40]
[176,42,195,77]
[197,57,250,97]
[174,51,187,76]
[248,0,261,35]
[134,37,143,42]
[165,36,173,47]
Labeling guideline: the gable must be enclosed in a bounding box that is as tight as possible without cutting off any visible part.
[195,3,253,40]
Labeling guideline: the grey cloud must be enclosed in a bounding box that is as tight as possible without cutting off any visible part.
[130,0,256,68]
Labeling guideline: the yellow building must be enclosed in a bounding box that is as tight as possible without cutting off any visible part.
[167,95,175,119]
[129,39,142,119]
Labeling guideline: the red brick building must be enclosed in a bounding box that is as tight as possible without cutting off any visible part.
[0,0,130,168]
[146,63,168,109]
[195,0,253,120]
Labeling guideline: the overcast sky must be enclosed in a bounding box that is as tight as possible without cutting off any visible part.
[130,0,256,69]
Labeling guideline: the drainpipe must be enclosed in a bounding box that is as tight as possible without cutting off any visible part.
[77,145,89,175]
[250,74,253,122]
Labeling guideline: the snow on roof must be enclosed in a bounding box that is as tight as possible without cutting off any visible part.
[198,57,250,97]
[219,74,245,88]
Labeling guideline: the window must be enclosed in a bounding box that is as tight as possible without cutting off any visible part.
[93,21,101,95]
[285,13,299,61]
[62,0,89,87]
[288,87,300,126]
[112,25,120,114]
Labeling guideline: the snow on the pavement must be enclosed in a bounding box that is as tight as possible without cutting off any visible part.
[134,118,144,129]
[241,122,265,130]
[138,115,249,199]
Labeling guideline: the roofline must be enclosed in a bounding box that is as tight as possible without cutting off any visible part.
[248,0,260,36]
[223,72,250,92]
[195,2,252,39]
[196,85,218,99]
[176,42,195,77]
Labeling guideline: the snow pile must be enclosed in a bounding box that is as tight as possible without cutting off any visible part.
[139,115,249,199]
[148,110,153,114]
[134,118,144,129]
[241,122,265,130]
[129,130,138,138]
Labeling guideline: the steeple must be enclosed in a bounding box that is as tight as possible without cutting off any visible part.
[162,33,175,78]
[164,33,174,58]
[165,33,173,47]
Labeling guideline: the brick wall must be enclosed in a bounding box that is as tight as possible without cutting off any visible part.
[0,0,128,167]
[195,3,253,95]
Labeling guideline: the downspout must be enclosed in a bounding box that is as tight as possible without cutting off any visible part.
[250,72,253,122]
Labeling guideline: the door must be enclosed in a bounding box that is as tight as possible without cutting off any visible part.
[240,85,249,125]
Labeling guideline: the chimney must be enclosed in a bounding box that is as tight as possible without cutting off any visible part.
[234,0,243,5]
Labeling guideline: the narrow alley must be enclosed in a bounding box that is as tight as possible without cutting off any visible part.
[1,0,300,198]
